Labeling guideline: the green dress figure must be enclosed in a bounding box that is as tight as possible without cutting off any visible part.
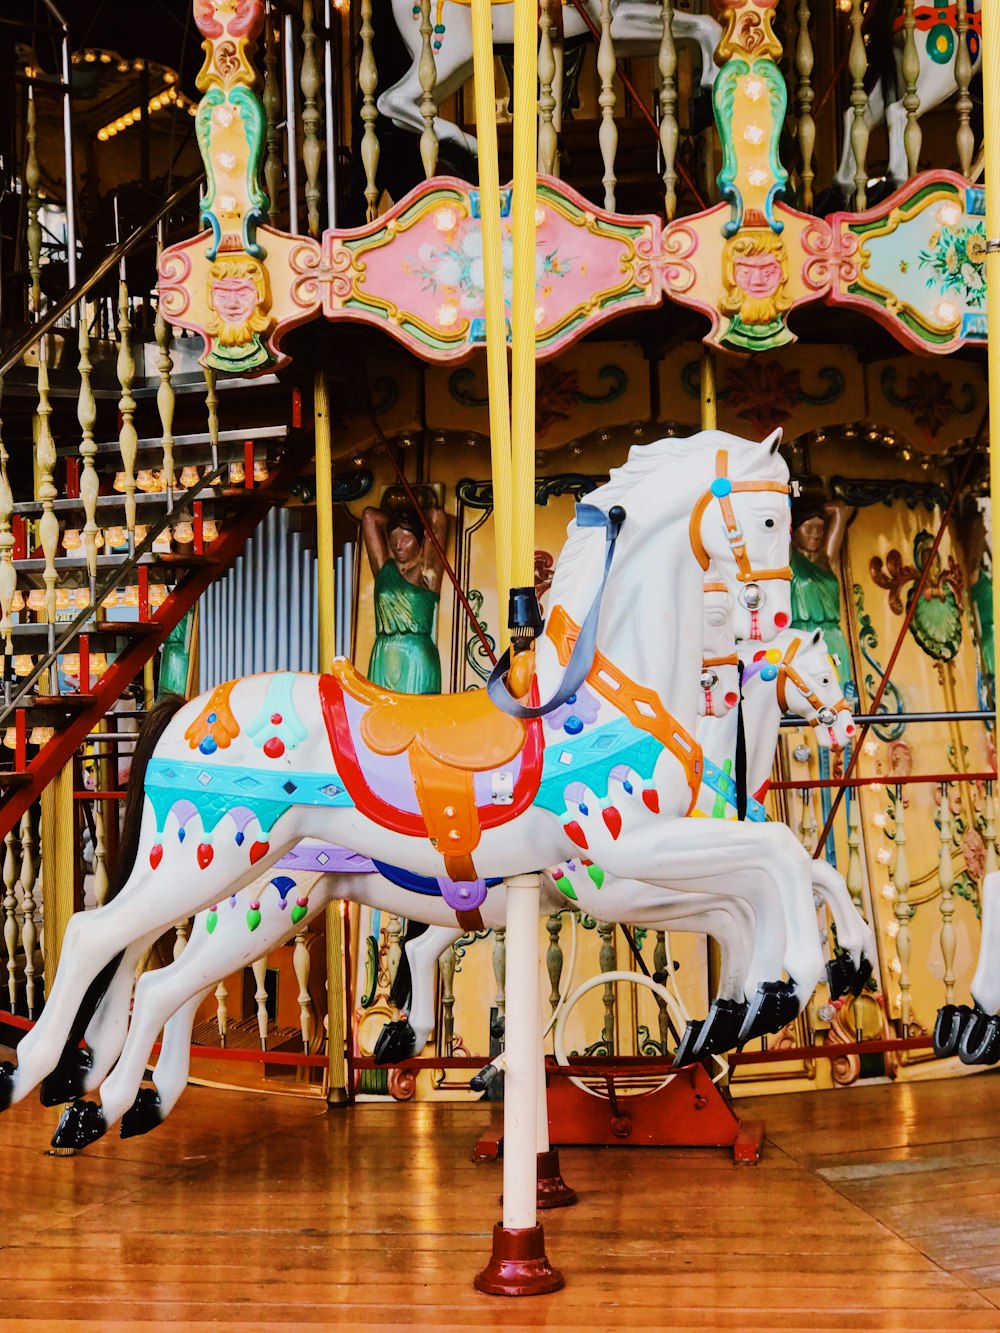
[361,495,448,695]
[790,498,854,693]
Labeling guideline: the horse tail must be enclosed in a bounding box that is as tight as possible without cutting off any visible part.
[863,0,900,100]
[108,693,186,901]
[389,918,428,1009]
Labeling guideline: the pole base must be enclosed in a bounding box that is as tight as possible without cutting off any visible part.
[474,1224,564,1296]
[536,1149,577,1209]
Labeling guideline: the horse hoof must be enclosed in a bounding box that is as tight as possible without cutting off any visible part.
[673,1020,702,1068]
[851,957,874,996]
[373,1019,418,1065]
[933,1003,970,1058]
[825,955,853,1001]
[0,1061,14,1112]
[958,1008,1000,1066]
[51,1099,107,1150]
[693,999,746,1057]
[739,982,798,1043]
[39,1046,93,1108]
[120,1087,164,1139]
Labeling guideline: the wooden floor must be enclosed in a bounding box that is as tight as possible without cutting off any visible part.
[3,1062,1000,1331]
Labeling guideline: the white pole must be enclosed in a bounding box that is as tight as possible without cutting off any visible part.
[536,1025,549,1154]
[501,872,542,1230]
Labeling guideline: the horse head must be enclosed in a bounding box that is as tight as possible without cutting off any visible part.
[700,569,739,719]
[754,628,856,751]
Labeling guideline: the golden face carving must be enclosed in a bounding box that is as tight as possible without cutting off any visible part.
[720,232,792,328]
[206,256,272,346]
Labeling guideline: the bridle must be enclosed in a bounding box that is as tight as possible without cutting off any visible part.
[755,637,853,730]
[688,450,792,623]
[700,577,738,717]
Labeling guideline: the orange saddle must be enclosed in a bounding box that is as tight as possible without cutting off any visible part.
[319,660,544,881]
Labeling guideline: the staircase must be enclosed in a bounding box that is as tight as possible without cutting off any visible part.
[0,192,316,842]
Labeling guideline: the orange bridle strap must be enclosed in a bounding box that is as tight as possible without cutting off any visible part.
[775,637,852,725]
[546,604,703,814]
[689,450,792,584]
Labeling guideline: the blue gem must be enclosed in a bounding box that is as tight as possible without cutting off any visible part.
[579,802,589,817]
[564,715,583,736]
[199,736,218,755]
[207,713,218,724]
[761,664,778,682]
[623,780,633,794]
[566,694,577,705]
[178,827,186,843]
[235,831,245,846]
[710,477,732,498]
[271,876,296,900]
[283,780,298,794]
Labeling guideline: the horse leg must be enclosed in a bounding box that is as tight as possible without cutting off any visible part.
[376,5,477,153]
[78,937,162,1096]
[120,987,212,1139]
[811,858,876,997]
[4,835,296,1114]
[375,922,460,1063]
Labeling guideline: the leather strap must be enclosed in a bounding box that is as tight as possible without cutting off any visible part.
[487,502,626,719]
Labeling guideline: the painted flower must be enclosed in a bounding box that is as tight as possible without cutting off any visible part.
[962,828,986,881]
[723,360,804,433]
[436,303,459,327]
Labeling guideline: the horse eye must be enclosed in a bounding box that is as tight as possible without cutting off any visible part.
[764,518,775,529]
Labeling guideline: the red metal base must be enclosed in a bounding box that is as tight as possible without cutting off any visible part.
[535,1148,577,1209]
[474,1224,564,1297]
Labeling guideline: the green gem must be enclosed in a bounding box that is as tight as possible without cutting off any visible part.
[291,903,308,925]
[587,863,605,889]
[247,907,262,932]
[206,912,218,935]
[555,876,578,902]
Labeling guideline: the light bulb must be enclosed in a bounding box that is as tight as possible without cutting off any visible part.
[173,522,194,544]
[27,590,45,612]
[13,655,33,677]
[180,466,200,488]
[62,528,82,551]
[113,472,127,493]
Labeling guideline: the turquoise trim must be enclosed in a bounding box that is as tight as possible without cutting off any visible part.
[146,758,353,837]
[246,674,308,753]
[535,716,664,815]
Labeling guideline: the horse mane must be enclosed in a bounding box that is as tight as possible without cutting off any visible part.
[547,430,787,610]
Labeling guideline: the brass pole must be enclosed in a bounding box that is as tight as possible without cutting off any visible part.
[314,370,349,1104]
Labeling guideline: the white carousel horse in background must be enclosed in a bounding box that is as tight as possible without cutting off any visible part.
[935,868,1000,1065]
[2,428,822,1152]
[376,0,721,154]
[830,0,982,204]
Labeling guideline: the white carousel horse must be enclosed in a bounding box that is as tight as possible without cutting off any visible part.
[830,0,982,204]
[935,867,1000,1065]
[64,627,868,1143]
[376,0,722,155]
[2,428,816,1148]
[37,574,747,1140]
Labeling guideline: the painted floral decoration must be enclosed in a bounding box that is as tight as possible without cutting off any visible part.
[918,220,986,309]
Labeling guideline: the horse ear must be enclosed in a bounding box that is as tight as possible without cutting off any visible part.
[763,428,783,454]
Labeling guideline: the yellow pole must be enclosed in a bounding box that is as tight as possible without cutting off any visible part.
[470,0,514,648]
[984,0,1000,750]
[314,369,348,1104]
[509,0,538,592]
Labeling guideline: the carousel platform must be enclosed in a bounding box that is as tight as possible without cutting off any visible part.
[1,1060,1000,1330]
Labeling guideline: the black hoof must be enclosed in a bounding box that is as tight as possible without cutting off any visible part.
[120,1086,164,1139]
[739,981,799,1043]
[933,1003,971,1058]
[39,1045,93,1107]
[0,1060,14,1112]
[673,1020,703,1068]
[51,1099,107,1150]
[373,1019,418,1065]
[826,955,854,1001]
[692,999,747,1058]
[958,1008,1000,1066]
[851,956,874,996]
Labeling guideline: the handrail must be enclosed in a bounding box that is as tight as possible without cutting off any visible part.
[0,171,205,381]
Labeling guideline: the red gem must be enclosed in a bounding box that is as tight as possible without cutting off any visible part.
[602,806,622,839]
[149,844,163,870]
[564,820,588,850]
[197,843,214,869]
[774,611,789,628]
[263,736,285,758]
[753,650,766,662]
[271,713,282,725]
[249,840,270,865]
[642,789,660,814]
[725,692,739,708]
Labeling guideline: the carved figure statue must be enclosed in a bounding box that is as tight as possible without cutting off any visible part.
[361,487,448,694]
[790,494,854,693]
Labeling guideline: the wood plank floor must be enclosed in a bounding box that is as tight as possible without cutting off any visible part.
[2,1060,1000,1331]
